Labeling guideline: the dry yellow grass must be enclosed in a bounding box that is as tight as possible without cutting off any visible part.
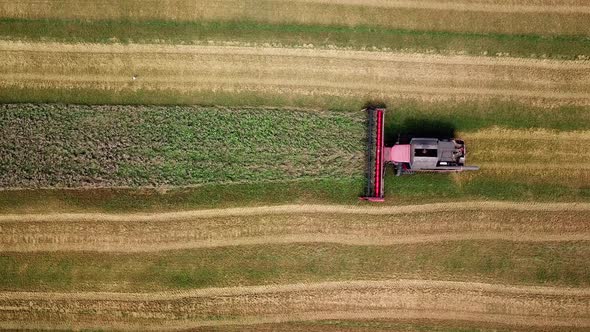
[1,41,589,107]
[1,0,589,35]
[1,207,588,252]
[0,280,588,330]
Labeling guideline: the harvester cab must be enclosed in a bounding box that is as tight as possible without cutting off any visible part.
[360,108,479,201]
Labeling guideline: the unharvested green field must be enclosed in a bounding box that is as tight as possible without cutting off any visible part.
[1,19,588,60]
[0,104,364,188]
[1,241,588,292]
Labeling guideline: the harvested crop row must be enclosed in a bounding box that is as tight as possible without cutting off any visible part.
[1,209,588,252]
[290,0,590,13]
[461,128,590,187]
[180,320,590,332]
[3,201,589,222]
[0,280,588,330]
[1,42,589,107]
[462,127,590,160]
[0,104,364,188]
[1,0,589,35]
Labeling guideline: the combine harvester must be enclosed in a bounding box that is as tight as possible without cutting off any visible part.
[361,108,479,202]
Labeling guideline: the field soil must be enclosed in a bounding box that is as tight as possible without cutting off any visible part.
[1,42,589,107]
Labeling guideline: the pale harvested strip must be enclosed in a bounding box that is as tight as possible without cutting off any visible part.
[1,210,588,252]
[462,128,590,164]
[479,163,590,170]
[462,127,590,140]
[6,80,590,108]
[0,209,588,252]
[0,280,588,330]
[467,168,589,187]
[2,233,590,253]
[0,312,587,331]
[110,320,590,332]
[0,210,590,252]
[2,41,587,68]
[1,42,589,107]
[4,0,590,15]
[467,168,589,188]
[461,128,590,186]
[2,201,590,222]
[1,0,589,35]
[291,0,590,13]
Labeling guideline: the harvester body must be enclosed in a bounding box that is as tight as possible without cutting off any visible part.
[386,138,479,175]
[360,108,479,201]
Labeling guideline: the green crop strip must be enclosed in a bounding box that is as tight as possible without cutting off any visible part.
[1,242,589,292]
[1,19,589,60]
[0,104,365,188]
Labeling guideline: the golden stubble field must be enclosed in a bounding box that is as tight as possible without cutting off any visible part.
[0,40,589,332]
[1,41,590,106]
[462,128,590,186]
[1,202,589,252]
[1,203,590,329]
[1,1,590,331]
[2,280,589,330]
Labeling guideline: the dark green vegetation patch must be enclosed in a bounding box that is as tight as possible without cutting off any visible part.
[0,104,364,188]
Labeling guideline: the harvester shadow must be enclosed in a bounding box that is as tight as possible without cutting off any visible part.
[385,117,456,145]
